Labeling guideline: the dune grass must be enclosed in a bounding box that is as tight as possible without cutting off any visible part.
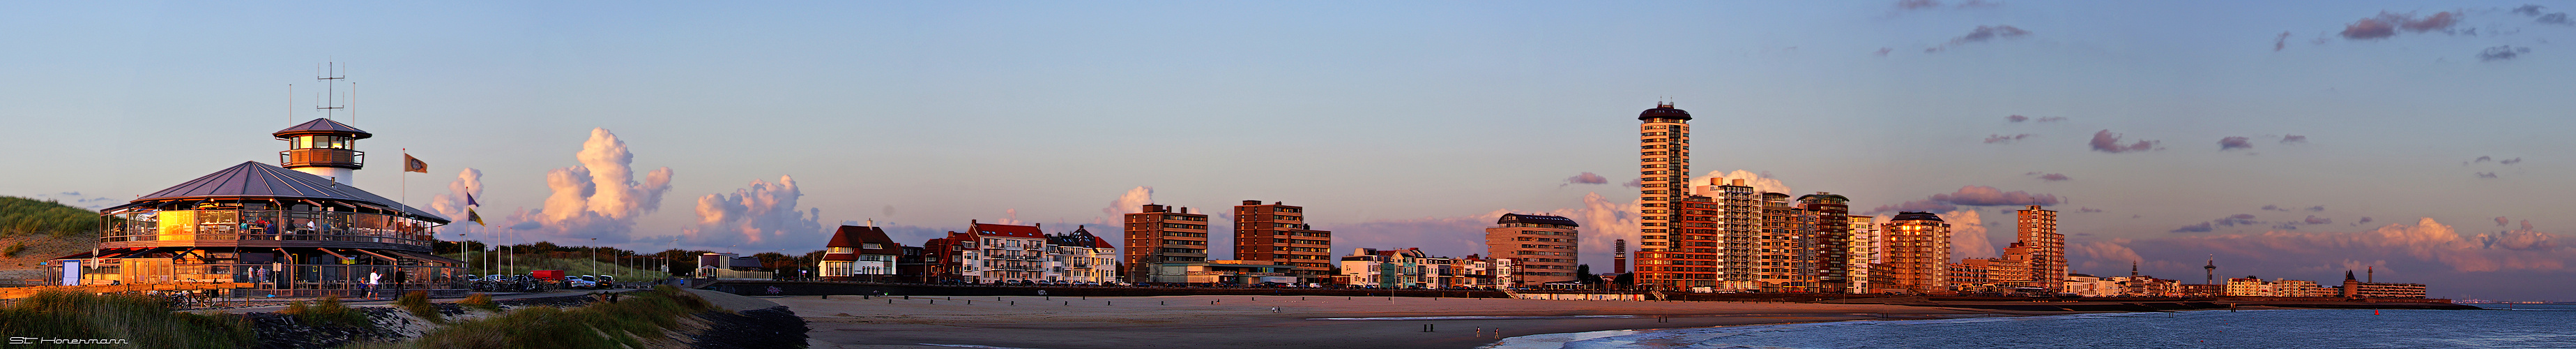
[280,295,368,327]
[443,252,673,282]
[0,290,255,348]
[398,285,715,349]
[457,293,499,312]
[397,291,443,322]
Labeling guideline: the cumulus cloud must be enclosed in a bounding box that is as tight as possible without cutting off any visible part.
[2089,130,2159,153]
[428,168,484,223]
[2219,137,2255,151]
[2480,45,2532,61]
[1983,133,2035,144]
[2497,216,2512,227]
[685,175,823,246]
[2080,218,2573,276]
[1328,192,1638,267]
[1564,172,1609,186]
[2006,114,2029,122]
[2035,173,2071,181]
[2281,135,2307,144]
[501,128,676,242]
[1691,170,1792,197]
[1928,25,2032,52]
[1099,186,1154,223]
[1867,186,2061,214]
[1944,209,1995,261]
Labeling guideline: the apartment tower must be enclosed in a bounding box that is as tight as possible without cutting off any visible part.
[1122,204,1209,282]
[2014,205,2066,292]
[1845,215,1879,294]
[1797,193,1853,293]
[1484,213,1581,286]
[1880,211,1951,294]
[1633,103,1695,289]
[1233,200,1334,283]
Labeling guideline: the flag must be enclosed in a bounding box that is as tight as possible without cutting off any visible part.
[467,207,485,226]
[404,154,429,173]
[466,193,479,207]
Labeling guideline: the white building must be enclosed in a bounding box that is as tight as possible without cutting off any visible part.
[1045,225,1120,283]
[970,221,1049,283]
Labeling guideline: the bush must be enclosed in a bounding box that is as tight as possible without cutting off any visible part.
[459,293,500,311]
[397,291,442,322]
[0,290,256,348]
[281,296,367,327]
[2,242,23,258]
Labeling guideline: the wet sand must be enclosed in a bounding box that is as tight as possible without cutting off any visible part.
[783,295,2014,349]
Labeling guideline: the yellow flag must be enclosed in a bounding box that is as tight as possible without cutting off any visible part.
[467,207,485,226]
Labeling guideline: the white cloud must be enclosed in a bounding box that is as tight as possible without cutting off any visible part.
[501,128,676,243]
[1942,209,1995,261]
[1691,170,1791,196]
[686,175,823,246]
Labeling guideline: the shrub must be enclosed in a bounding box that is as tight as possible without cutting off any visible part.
[459,293,500,311]
[397,291,442,322]
[2,242,23,258]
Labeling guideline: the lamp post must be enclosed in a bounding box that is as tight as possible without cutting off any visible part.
[590,237,600,279]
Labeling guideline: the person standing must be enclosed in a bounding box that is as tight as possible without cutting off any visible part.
[367,271,382,299]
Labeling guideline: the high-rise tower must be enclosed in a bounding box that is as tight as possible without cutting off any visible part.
[2014,205,2065,292]
[1797,193,1853,293]
[1882,211,1951,294]
[1123,204,1209,282]
[1233,200,1333,283]
[1633,103,1693,290]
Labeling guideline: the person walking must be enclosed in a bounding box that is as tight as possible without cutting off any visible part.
[366,271,382,299]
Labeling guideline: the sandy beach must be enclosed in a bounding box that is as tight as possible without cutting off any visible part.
[781,294,2025,349]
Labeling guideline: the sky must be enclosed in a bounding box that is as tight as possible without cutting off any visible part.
[2,1,2570,300]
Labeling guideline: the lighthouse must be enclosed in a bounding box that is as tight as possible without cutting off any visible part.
[275,118,371,186]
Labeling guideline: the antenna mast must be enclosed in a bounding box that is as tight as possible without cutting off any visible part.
[317,62,346,121]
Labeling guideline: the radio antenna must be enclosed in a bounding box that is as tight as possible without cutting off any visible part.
[317,61,346,121]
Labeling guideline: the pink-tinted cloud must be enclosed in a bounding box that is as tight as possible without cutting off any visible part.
[2342,17,2398,40]
[2402,12,2459,32]
[2220,136,2254,151]
[2497,216,2512,227]
[2089,130,2159,153]
[1691,170,1792,197]
[1867,186,2061,214]
[1564,172,1608,185]
[501,128,676,244]
[685,175,822,246]
[1944,209,1995,261]
[1983,133,2034,144]
[1098,186,1154,224]
[2080,218,2573,275]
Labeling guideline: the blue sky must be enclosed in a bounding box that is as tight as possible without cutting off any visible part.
[3,1,2570,300]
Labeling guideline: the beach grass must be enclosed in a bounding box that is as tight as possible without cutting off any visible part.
[397,290,443,322]
[280,295,368,327]
[397,285,716,349]
[457,292,499,311]
[0,290,255,348]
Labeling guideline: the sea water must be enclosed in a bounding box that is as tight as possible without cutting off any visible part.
[1489,304,2576,349]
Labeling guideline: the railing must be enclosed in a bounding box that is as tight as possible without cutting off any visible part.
[278,149,365,168]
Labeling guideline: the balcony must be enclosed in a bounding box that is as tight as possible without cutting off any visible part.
[279,149,365,169]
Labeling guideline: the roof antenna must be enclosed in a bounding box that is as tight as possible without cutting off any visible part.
[317,61,346,121]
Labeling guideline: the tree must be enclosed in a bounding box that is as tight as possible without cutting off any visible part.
[1576,264,1603,286]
